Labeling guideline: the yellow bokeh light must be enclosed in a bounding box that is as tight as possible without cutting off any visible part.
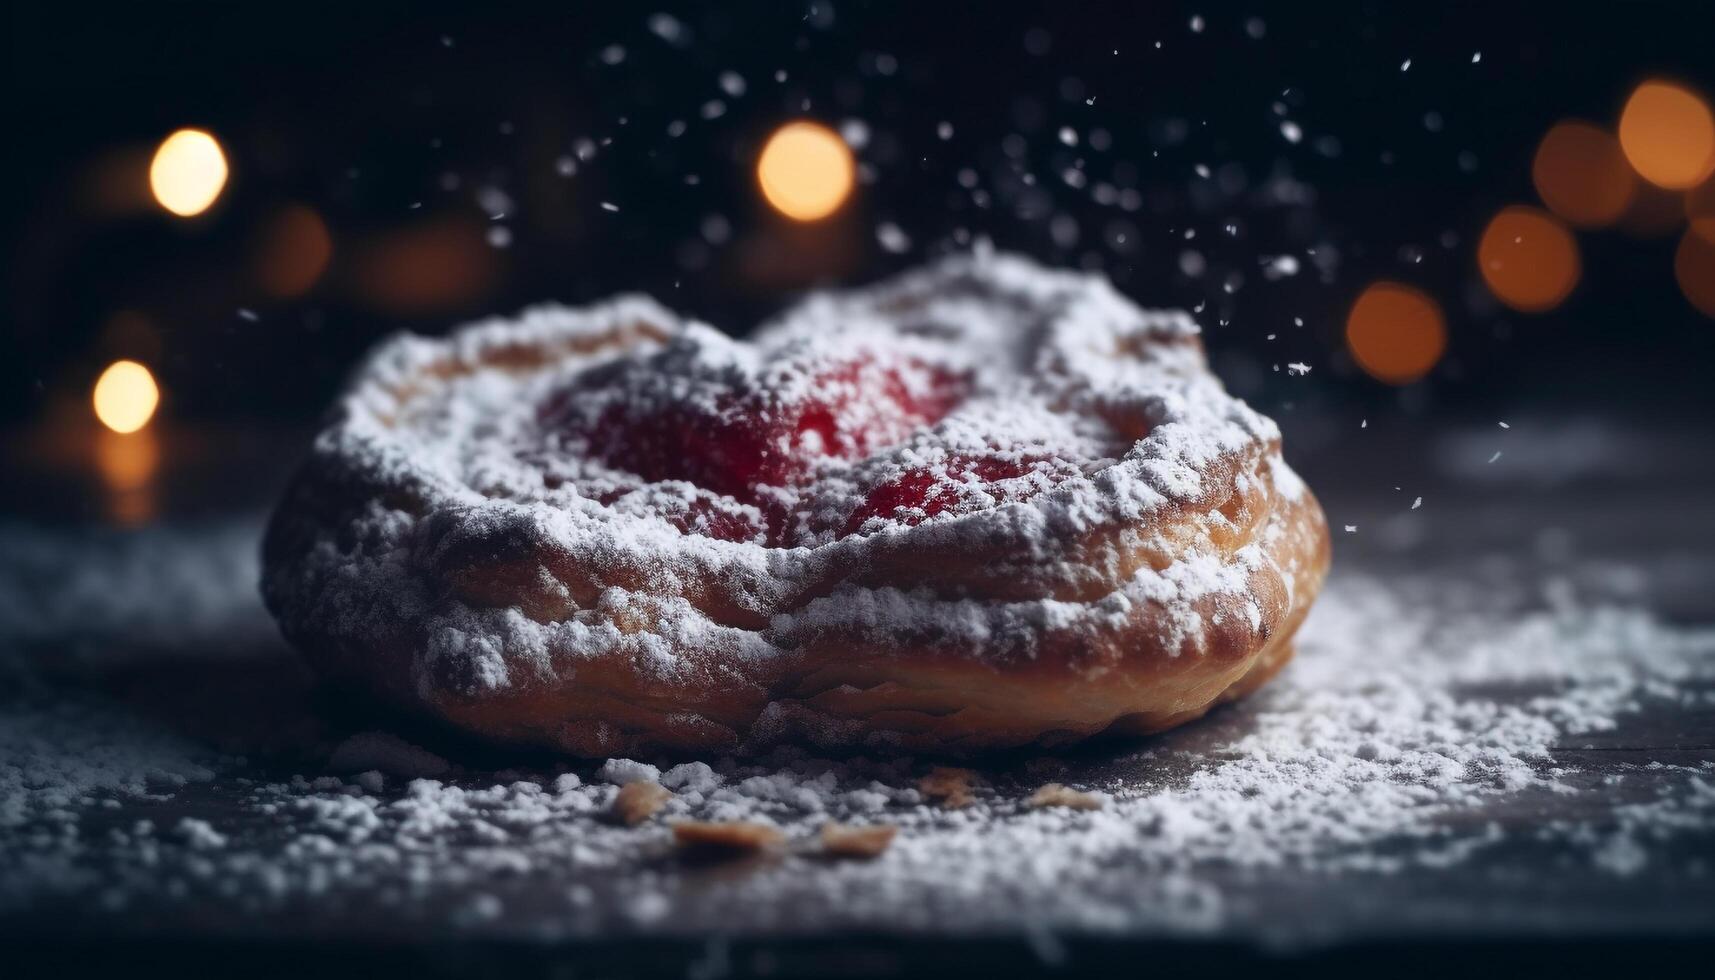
[92,360,160,434]
[1345,282,1448,385]
[1478,206,1581,313]
[149,129,229,216]
[756,121,855,221]
[1618,81,1715,190]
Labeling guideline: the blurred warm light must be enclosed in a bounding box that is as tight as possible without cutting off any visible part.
[100,310,162,362]
[1345,282,1447,385]
[1532,120,1636,228]
[351,217,499,313]
[1619,181,1689,238]
[149,129,228,217]
[95,427,160,525]
[1619,81,1715,190]
[92,360,160,434]
[1687,178,1715,242]
[1478,206,1581,312]
[756,121,855,221]
[257,205,333,297]
[1676,228,1715,318]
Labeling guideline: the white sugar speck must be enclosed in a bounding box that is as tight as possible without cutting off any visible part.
[875,222,912,254]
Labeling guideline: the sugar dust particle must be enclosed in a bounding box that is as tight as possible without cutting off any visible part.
[1280,121,1303,143]
[1245,18,1266,39]
[936,122,954,140]
[875,222,911,253]
[1401,58,1412,71]
[839,119,871,150]
[1194,164,1212,178]
[1499,421,1510,429]
[440,35,454,48]
[236,308,259,322]
[1411,497,1423,510]
[1189,15,1204,33]
[1058,127,1078,146]
[718,71,746,97]
[1286,362,1312,376]
[1360,419,1368,428]
[1472,51,1482,63]
[485,226,512,248]
[599,44,625,65]
[1488,451,1503,463]
[1293,317,1305,326]
[600,202,619,212]
[1344,525,1358,533]
[647,13,688,45]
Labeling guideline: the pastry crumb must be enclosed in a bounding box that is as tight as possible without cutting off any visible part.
[821,822,898,858]
[672,820,784,853]
[1024,783,1104,811]
[612,781,672,825]
[918,766,979,808]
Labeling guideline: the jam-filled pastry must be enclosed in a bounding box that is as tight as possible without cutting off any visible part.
[262,251,1329,756]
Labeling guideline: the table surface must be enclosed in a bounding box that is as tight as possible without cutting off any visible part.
[3,415,1714,977]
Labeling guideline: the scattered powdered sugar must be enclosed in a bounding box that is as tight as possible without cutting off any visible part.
[4,520,1713,936]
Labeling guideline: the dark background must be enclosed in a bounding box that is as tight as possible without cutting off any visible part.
[6,0,1715,444]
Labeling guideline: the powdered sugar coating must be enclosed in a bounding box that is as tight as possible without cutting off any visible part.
[262,250,1324,754]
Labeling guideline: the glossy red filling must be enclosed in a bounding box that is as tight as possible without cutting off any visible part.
[542,348,1081,542]
[839,454,1077,538]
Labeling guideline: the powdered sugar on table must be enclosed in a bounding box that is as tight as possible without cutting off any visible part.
[3,515,1713,941]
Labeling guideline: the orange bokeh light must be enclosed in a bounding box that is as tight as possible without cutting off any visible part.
[756,121,855,221]
[1478,206,1581,312]
[256,205,334,297]
[1620,181,1691,238]
[351,217,500,314]
[1676,228,1715,318]
[1345,282,1448,385]
[1687,178,1715,242]
[1532,120,1636,228]
[1619,81,1715,190]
